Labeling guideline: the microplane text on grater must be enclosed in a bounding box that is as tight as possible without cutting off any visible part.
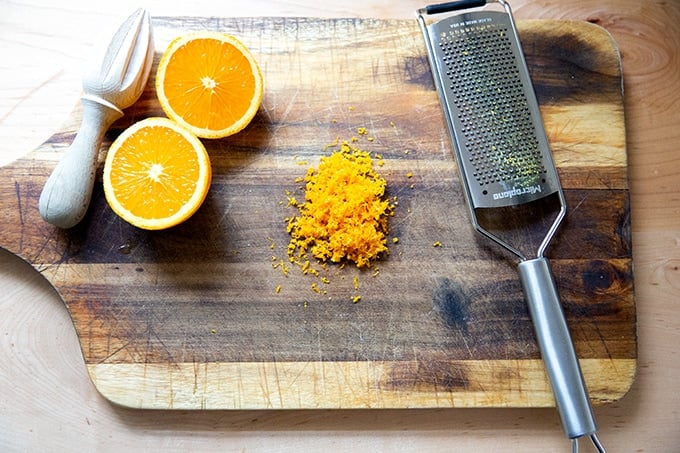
[417,2,607,453]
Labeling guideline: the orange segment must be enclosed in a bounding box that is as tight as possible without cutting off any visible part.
[156,31,264,139]
[103,117,212,230]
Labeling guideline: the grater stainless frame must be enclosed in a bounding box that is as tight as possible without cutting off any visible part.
[417,2,606,452]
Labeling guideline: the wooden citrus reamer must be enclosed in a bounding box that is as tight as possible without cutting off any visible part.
[38,9,154,229]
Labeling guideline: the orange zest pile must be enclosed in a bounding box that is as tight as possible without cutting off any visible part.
[103,117,212,230]
[155,31,264,139]
[286,140,394,268]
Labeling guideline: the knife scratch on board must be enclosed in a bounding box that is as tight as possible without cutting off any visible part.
[568,193,589,216]
[14,181,24,226]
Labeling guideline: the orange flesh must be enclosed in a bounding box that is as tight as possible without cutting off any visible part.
[108,125,202,219]
[162,39,257,131]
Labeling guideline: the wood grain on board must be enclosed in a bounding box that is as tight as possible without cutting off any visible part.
[0,17,634,409]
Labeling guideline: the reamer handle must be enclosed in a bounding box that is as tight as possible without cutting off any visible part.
[38,95,123,229]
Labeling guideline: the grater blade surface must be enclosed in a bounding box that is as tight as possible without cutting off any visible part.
[422,10,561,209]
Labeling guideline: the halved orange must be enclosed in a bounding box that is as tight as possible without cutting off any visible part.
[155,31,264,139]
[103,117,212,230]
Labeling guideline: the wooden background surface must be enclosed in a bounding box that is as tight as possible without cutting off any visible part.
[1,0,678,451]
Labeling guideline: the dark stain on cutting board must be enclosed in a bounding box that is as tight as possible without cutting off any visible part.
[432,278,471,331]
[523,24,623,105]
[385,359,475,393]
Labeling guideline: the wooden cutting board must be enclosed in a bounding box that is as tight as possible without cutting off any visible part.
[0,17,635,409]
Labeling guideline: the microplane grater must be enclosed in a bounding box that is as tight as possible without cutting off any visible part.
[421,4,559,210]
[417,2,606,452]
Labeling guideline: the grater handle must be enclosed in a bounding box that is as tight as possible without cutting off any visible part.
[518,257,599,441]
[423,0,487,15]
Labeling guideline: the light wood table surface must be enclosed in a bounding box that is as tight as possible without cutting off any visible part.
[1,1,678,451]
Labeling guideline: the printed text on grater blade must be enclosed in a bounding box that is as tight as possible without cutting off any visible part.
[448,17,493,29]
[492,184,542,201]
